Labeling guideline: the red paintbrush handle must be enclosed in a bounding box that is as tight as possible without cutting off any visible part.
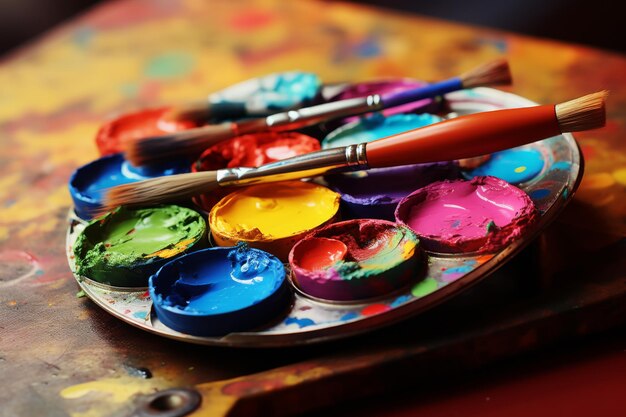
[365,105,561,168]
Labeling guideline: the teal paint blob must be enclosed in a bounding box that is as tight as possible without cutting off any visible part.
[463,148,544,184]
[145,52,195,79]
[322,112,442,148]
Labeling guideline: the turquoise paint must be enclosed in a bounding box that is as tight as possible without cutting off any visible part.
[464,148,544,184]
[145,52,195,79]
[322,112,442,148]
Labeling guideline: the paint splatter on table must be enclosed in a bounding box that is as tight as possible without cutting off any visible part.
[1,0,625,416]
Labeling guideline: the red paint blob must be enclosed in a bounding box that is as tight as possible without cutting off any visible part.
[192,132,320,212]
[229,10,276,31]
[293,238,347,271]
[361,304,391,316]
[95,107,197,156]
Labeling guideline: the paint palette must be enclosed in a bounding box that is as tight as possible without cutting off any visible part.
[66,88,583,347]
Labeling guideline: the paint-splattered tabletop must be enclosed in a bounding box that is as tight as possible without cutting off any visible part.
[1,0,625,416]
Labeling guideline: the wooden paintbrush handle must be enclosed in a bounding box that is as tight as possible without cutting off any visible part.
[365,105,560,168]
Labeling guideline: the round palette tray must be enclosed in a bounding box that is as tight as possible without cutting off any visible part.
[66,88,583,348]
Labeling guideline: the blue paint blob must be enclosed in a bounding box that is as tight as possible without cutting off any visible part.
[463,148,545,184]
[149,244,290,336]
[284,317,316,328]
[133,311,148,320]
[69,153,189,220]
[529,188,551,200]
[356,37,382,57]
[552,161,572,171]
[390,294,412,308]
[339,312,359,321]
[443,265,474,275]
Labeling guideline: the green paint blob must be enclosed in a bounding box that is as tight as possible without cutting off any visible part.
[74,205,206,287]
[411,277,438,297]
[145,52,195,79]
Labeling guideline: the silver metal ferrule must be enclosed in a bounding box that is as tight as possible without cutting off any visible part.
[264,94,383,132]
[216,143,370,187]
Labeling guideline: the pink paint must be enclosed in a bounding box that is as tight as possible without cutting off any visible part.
[395,176,538,254]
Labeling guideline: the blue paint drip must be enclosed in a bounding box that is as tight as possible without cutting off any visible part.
[284,317,316,328]
[464,148,545,184]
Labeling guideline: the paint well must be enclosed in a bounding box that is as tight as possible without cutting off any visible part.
[289,219,420,301]
[210,181,340,260]
[150,244,289,336]
[463,147,545,184]
[74,205,206,287]
[395,176,538,254]
[95,107,197,156]
[208,71,321,116]
[192,132,321,212]
[69,153,189,219]
[322,113,458,220]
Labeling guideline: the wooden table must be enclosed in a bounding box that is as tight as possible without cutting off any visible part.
[1,1,625,416]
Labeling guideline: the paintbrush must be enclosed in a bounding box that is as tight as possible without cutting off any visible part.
[124,59,511,166]
[102,91,606,213]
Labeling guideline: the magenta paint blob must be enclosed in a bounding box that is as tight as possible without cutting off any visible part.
[289,219,420,302]
[395,176,538,254]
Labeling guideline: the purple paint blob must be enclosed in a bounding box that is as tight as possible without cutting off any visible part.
[326,162,459,221]
[395,176,538,254]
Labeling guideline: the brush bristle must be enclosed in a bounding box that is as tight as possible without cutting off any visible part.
[460,58,512,88]
[555,91,607,133]
[124,123,236,166]
[100,171,220,214]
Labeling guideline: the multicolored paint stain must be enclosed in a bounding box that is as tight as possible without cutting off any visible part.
[289,219,420,301]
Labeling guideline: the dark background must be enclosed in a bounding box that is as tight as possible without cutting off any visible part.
[0,0,624,57]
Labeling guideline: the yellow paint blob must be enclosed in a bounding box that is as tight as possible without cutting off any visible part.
[210,181,340,241]
[613,167,626,186]
[514,166,527,173]
[580,172,615,190]
[60,377,157,403]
